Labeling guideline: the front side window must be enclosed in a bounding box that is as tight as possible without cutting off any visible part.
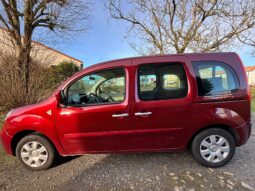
[138,63,188,101]
[67,68,125,106]
[192,61,239,96]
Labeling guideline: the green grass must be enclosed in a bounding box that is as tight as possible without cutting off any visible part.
[251,88,255,113]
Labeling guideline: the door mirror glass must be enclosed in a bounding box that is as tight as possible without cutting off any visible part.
[89,76,96,81]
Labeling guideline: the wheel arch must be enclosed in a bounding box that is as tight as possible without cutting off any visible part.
[6,114,66,156]
[187,124,240,150]
[11,130,60,156]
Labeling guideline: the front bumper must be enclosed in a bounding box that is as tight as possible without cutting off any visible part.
[0,127,13,155]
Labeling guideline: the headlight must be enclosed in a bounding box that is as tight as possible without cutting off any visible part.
[4,110,12,120]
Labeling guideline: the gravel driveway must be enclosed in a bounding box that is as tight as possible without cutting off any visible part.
[0,115,255,191]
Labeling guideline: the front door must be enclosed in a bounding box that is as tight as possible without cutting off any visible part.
[55,62,134,154]
[132,56,195,150]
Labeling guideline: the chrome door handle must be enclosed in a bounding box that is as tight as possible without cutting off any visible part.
[135,112,152,116]
[112,113,129,118]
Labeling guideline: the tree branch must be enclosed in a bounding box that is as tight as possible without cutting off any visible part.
[0,14,10,29]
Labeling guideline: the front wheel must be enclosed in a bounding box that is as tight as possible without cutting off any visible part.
[16,134,56,170]
[191,128,236,168]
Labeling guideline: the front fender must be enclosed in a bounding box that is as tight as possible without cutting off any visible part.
[5,114,66,155]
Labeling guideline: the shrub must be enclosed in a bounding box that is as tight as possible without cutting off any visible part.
[0,54,80,112]
[49,60,80,86]
[0,52,54,112]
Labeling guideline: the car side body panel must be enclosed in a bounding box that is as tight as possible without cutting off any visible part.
[0,52,251,156]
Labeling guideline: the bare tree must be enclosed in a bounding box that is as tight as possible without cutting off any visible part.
[0,49,52,111]
[0,0,91,94]
[106,0,255,55]
[237,31,255,56]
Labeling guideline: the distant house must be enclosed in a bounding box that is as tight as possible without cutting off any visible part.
[0,28,83,69]
[245,66,255,86]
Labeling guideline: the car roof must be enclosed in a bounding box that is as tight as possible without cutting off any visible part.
[84,52,238,71]
[58,52,242,91]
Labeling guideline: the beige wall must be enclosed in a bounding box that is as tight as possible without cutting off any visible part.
[247,71,255,86]
[0,29,83,68]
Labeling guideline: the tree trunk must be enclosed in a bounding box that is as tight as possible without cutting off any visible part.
[16,40,31,98]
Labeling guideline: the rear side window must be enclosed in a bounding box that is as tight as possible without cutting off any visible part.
[138,63,188,101]
[139,74,157,92]
[192,61,239,96]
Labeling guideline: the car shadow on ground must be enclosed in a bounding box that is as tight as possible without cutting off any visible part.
[54,155,81,167]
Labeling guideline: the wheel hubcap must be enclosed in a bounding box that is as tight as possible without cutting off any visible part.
[200,135,230,163]
[20,141,48,168]
[209,145,218,152]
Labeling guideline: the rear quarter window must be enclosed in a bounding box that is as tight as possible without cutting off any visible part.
[192,61,239,96]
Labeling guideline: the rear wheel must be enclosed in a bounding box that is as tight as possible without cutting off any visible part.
[191,128,236,168]
[16,134,55,170]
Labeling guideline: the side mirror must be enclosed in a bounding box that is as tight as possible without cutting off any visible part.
[89,76,96,81]
[56,90,67,108]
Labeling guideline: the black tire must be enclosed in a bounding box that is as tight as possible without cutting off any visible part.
[16,134,55,171]
[191,128,236,168]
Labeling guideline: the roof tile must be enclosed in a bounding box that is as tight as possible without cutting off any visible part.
[245,66,255,72]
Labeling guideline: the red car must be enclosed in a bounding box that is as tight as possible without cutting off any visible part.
[0,52,252,170]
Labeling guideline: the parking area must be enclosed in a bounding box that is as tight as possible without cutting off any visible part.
[0,115,254,191]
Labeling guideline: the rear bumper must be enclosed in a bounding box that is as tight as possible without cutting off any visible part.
[0,127,13,155]
[236,120,252,146]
